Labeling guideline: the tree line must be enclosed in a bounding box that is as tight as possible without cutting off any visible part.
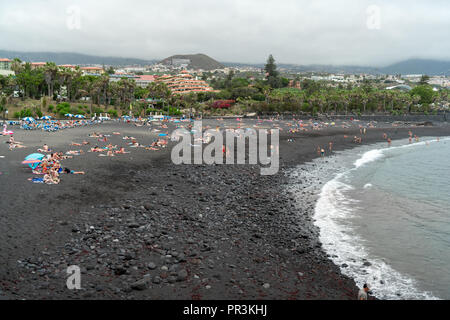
[1,56,449,119]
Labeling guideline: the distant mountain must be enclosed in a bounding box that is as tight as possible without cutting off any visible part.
[1,50,449,75]
[224,59,450,76]
[0,50,155,66]
[160,54,224,70]
[379,59,450,76]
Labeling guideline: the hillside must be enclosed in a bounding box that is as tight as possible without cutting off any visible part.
[379,59,450,76]
[223,59,450,76]
[0,50,155,66]
[160,54,224,70]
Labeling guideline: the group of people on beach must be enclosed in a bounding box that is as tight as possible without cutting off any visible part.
[29,150,85,185]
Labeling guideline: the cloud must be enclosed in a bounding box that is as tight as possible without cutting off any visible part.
[0,0,449,66]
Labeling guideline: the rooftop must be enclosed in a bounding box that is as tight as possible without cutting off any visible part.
[80,66,103,70]
[136,75,157,81]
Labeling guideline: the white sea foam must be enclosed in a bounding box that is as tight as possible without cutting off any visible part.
[353,137,450,170]
[314,172,439,300]
[290,139,448,300]
[354,149,384,168]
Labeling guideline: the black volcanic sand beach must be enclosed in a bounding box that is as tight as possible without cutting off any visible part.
[1,119,449,300]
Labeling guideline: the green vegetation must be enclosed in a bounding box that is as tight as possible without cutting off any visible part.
[0,55,449,119]
[410,85,435,104]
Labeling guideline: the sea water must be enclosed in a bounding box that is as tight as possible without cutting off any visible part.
[294,137,450,300]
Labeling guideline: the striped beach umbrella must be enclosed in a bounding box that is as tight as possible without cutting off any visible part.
[74,114,85,119]
[23,117,35,122]
[41,116,52,120]
[65,113,74,118]
[23,153,45,169]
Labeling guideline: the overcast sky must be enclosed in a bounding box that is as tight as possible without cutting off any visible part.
[1,0,449,66]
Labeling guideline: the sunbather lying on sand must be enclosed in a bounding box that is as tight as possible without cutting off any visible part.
[62,168,85,175]
[99,150,115,157]
[7,136,22,144]
[66,150,84,155]
[9,143,26,150]
[52,152,72,160]
[89,132,102,138]
[106,143,117,150]
[71,140,89,146]
[129,141,144,147]
[115,147,130,154]
[90,146,105,152]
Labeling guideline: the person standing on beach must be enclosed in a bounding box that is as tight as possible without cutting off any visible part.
[358,284,370,300]
[329,142,333,152]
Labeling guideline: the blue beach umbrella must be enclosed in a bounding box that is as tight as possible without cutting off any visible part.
[41,116,52,120]
[65,113,74,118]
[23,153,45,169]
[23,117,35,122]
[74,114,85,119]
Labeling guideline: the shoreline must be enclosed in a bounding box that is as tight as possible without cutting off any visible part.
[0,120,449,300]
[286,135,450,300]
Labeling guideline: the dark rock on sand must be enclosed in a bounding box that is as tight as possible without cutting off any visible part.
[177,269,188,282]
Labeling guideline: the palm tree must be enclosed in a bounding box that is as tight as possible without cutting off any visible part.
[108,81,119,107]
[326,90,339,115]
[340,91,350,115]
[98,74,110,106]
[44,62,58,99]
[11,58,24,75]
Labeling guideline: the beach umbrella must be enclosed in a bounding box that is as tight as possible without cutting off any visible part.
[22,159,42,165]
[65,113,74,118]
[2,130,14,135]
[23,153,45,169]
[25,153,45,160]
[41,115,52,120]
[74,114,85,119]
[23,117,35,122]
